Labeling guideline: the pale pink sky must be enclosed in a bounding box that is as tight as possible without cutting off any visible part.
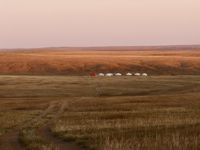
[1,0,200,48]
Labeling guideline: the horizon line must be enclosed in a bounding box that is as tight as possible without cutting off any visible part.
[1,44,200,50]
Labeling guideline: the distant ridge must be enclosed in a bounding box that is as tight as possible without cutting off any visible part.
[1,45,200,52]
[0,47,200,75]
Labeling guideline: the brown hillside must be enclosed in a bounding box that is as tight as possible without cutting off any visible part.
[0,48,200,75]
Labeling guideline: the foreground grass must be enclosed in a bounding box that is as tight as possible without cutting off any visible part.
[0,75,200,150]
[0,111,40,136]
[19,128,57,150]
[0,98,50,136]
[51,95,200,150]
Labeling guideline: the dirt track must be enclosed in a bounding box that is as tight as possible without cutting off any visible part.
[39,127,84,150]
[0,100,83,150]
[38,100,84,150]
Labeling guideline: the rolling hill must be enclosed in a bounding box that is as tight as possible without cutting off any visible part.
[0,46,200,75]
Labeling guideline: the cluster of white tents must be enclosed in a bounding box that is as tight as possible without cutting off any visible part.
[98,72,148,77]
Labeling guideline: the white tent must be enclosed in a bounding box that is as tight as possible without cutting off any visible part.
[106,73,114,77]
[115,73,122,76]
[142,73,148,76]
[98,73,105,76]
[126,73,132,76]
[134,73,141,76]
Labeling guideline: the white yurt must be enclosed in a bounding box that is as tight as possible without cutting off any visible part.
[115,73,122,76]
[106,73,113,77]
[98,73,105,77]
[142,73,148,76]
[126,73,132,76]
[134,73,141,76]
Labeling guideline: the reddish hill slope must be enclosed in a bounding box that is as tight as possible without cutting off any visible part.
[0,48,200,75]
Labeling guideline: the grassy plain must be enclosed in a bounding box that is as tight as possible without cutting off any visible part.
[0,75,200,150]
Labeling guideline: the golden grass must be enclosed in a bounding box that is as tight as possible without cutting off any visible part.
[1,50,200,75]
[19,129,58,150]
[0,75,200,149]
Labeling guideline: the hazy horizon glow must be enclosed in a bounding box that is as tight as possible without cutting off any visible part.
[1,0,200,48]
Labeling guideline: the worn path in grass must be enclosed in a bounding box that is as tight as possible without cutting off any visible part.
[39,124,84,150]
[38,100,84,150]
[0,100,84,150]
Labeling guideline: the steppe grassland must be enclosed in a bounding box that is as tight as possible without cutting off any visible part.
[0,99,46,136]
[0,75,200,150]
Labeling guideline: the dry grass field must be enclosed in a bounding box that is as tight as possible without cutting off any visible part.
[0,75,200,150]
[0,47,200,75]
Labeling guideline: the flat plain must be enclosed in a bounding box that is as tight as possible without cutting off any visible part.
[0,75,200,150]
